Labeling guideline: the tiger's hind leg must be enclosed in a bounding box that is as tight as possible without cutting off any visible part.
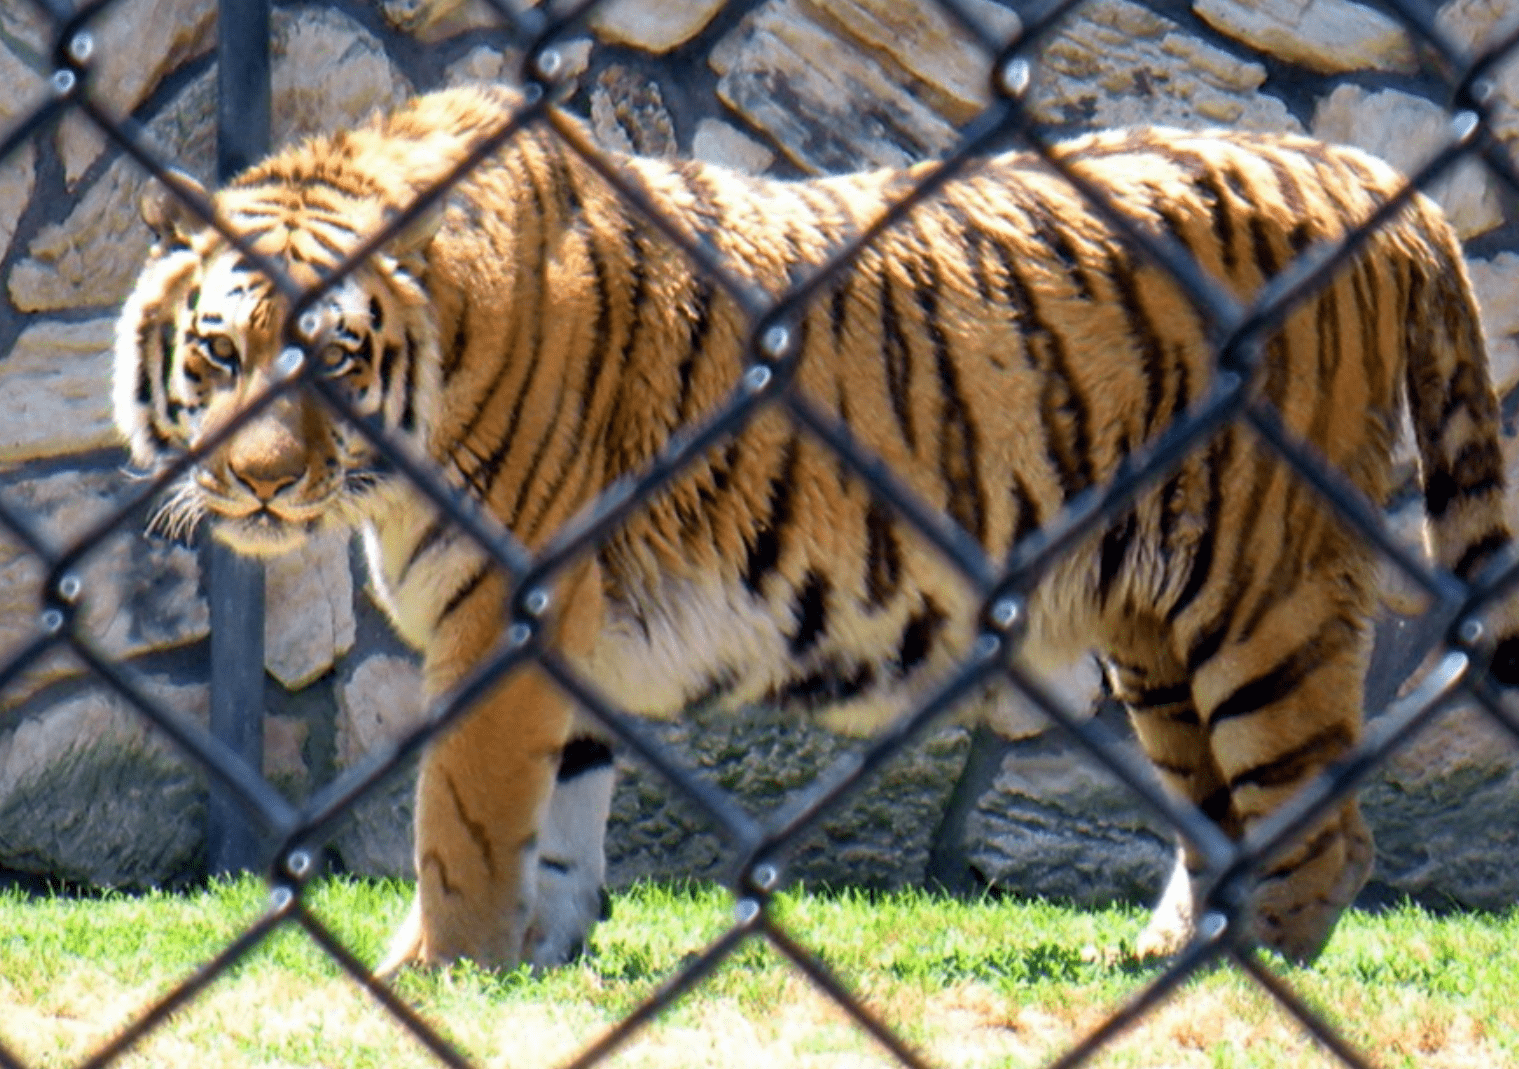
[1189,598,1375,964]
[1104,650,1236,959]
[525,733,616,968]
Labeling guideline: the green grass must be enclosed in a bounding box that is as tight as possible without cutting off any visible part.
[1,877,1516,1068]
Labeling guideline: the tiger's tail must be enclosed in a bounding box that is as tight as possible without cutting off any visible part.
[1403,207,1519,685]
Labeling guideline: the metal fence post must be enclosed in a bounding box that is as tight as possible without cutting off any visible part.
[205,0,271,876]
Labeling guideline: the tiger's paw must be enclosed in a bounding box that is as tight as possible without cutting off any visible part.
[524,862,610,968]
[1134,852,1195,960]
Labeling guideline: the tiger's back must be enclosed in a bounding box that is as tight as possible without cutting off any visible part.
[113,85,1519,970]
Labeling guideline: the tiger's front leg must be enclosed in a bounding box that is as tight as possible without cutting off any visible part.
[378,562,604,973]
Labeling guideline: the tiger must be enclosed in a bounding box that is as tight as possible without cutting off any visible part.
[113,82,1519,972]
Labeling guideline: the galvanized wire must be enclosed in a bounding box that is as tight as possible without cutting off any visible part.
[1,1,1517,1068]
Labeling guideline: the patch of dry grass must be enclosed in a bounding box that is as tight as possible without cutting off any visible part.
[1,878,1515,1069]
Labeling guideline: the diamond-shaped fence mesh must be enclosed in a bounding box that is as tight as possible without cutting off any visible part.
[2,0,1519,1067]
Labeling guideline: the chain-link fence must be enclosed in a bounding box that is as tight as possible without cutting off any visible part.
[3,0,1519,1066]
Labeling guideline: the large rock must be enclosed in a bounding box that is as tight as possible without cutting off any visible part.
[0,318,119,463]
[267,5,411,147]
[1312,85,1505,239]
[710,0,962,173]
[965,681,1519,914]
[329,652,425,876]
[589,0,727,54]
[1361,700,1519,909]
[8,5,408,315]
[55,0,217,185]
[963,709,1174,906]
[0,146,35,267]
[799,0,1021,125]
[0,676,209,886]
[1194,0,1418,75]
[1468,253,1519,397]
[606,702,971,891]
[1438,0,1519,145]
[263,532,355,690]
[0,39,42,262]
[692,118,776,173]
[1028,0,1302,132]
[0,467,206,709]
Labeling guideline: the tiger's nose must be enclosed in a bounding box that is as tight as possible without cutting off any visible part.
[226,414,305,502]
[233,464,299,502]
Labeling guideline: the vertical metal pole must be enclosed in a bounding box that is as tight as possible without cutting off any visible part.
[207,0,271,876]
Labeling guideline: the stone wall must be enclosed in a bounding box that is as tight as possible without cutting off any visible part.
[2,0,1517,911]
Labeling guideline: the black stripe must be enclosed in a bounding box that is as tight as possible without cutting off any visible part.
[581,238,614,415]
[399,518,447,585]
[911,250,987,543]
[1349,260,1383,392]
[135,320,159,404]
[991,238,1094,497]
[1108,253,1168,435]
[1186,616,1230,676]
[1167,434,1230,624]
[1260,823,1338,883]
[1248,213,1281,279]
[1425,438,1505,519]
[558,737,614,781]
[441,289,470,381]
[1207,617,1356,728]
[436,563,491,626]
[1198,784,1233,825]
[1010,474,1041,548]
[829,278,851,346]
[1029,204,1092,300]
[768,659,876,708]
[1264,153,1309,224]
[938,197,997,305]
[506,372,570,534]
[675,275,715,422]
[378,341,400,396]
[1125,680,1192,709]
[880,271,916,451]
[895,597,947,677]
[449,159,550,454]
[1453,529,1511,581]
[1228,722,1353,792]
[1150,756,1196,779]
[399,332,418,432]
[788,571,830,655]
[863,499,902,610]
[1315,281,1343,387]
[516,236,615,540]
[1192,169,1237,273]
[1097,509,1138,606]
[299,222,348,260]
[743,437,800,595]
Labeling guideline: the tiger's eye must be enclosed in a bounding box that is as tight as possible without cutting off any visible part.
[210,335,236,361]
[320,344,351,373]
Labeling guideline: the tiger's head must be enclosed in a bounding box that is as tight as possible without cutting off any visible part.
[113,172,443,557]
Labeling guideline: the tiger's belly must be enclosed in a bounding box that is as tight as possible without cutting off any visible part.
[578,572,1095,739]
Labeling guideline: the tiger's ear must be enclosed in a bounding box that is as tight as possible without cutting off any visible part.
[140,171,210,244]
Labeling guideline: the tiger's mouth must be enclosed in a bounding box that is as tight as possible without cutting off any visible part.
[147,456,392,557]
[213,505,319,556]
